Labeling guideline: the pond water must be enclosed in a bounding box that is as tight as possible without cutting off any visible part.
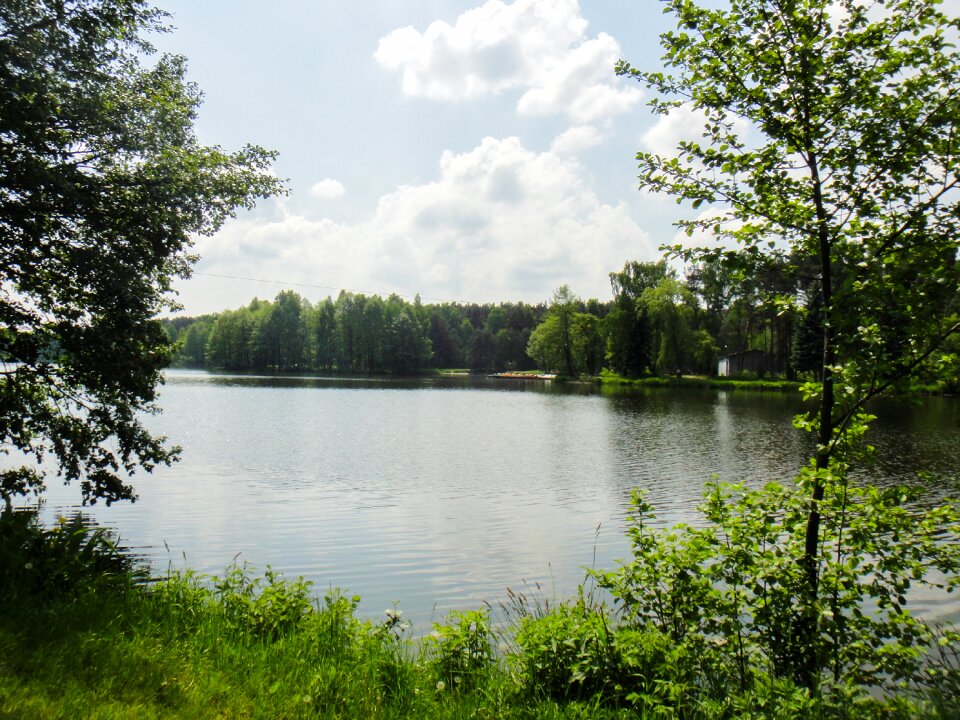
[37,370,960,630]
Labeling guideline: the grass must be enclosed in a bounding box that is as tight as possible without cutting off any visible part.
[0,570,636,719]
[2,511,957,719]
[598,369,803,392]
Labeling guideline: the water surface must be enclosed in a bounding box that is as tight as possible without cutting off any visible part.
[38,370,960,628]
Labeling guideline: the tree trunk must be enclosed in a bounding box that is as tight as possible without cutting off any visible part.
[799,145,835,690]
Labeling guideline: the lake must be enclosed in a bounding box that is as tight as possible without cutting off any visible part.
[37,369,960,630]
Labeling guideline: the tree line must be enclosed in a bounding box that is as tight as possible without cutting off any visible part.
[163,289,545,375]
[163,252,952,382]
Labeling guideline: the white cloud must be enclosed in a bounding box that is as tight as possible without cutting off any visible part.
[374,0,641,121]
[640,105,711,156]
[550,125,603,155]
[641,104,752,157]
[516,33,640,122]
[176,136,656,314]
[668,207,741,256]
[309,178,346,200]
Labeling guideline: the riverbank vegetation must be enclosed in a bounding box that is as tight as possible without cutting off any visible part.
[3,510,959,719]
[160,257,960,392]
[155,257,811,381]
[598,370,802,392]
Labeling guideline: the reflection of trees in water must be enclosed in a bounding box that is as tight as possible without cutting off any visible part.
[602,390,959,522]
[862,397,960,499]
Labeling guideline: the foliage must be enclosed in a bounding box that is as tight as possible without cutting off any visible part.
[603,261,665,376]
[425,608,495,691]
[0,509,141,600]
[621,0,960,429]
[0,513,956,719]
[526,286,579,376]
[0,0,284,506]
[512,592,634,702]
[913,625,960,717]
[527,285,610,376]
[599,465,960,696]
[618,0,960,690]
[598,369,801,392]
[919,323,960,395]
[170,260,960,385]
[211,562,314,639]
[640,277,697,375]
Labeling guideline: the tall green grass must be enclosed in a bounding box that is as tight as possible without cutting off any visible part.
[1,510,956,718]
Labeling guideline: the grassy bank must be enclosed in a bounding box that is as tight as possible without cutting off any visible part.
[2,512,958,719]
[598,370,803,392]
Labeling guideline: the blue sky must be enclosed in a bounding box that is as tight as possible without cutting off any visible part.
[150,1,712,315]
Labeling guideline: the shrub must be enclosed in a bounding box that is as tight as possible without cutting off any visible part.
[212,562,313,639]
[0,509,141,601]
[426,608,494,691]
[598,476,960,701]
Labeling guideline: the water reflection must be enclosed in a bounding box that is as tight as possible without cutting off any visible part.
[34,370,960,629]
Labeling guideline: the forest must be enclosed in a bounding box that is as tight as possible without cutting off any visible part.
[163,258,960,392]
[166,255,956,385]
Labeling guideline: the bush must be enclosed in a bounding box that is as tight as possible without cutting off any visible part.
[211,562,314,639]
[513,595,619,700]
[425,608,494,691]
[0,509,141,601]
[598,477,960,703]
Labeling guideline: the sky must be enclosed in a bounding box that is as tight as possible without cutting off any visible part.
[147,0,699,316]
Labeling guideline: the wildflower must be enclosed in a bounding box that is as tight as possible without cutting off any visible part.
[436,680,445,692]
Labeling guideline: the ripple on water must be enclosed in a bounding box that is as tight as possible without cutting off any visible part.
[30,372,960,626]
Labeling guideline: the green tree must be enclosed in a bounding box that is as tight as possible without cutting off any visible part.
[525,322,555,373]
[310,298,337,372]
[0,1,283,506]
[248,299,277,370]
[618,0,960,689]
[427,306,463,369]
[685,258,735,342]
[602,305,650,376]
[360,295,385,373]
[548,285,579,377]
[571,313,604,376]
[609,261,672,303]
[525,287,599,376]
[467,329,497,373]
[268,291,307,372]
[179,319,211,368]
[484,306,507,335]
[791,280,825,380]
[604,261,669,377]
[334,291,364,372]
[384,309,431,375]
[205,307,256,371]
[639,277,696,375]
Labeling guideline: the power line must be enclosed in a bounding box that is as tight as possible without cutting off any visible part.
[191,271,459,304]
